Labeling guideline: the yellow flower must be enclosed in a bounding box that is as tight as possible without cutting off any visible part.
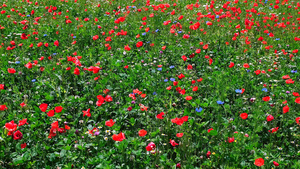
[212,152,215,155]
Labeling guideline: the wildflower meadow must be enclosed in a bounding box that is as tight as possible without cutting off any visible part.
[0,0,300,168]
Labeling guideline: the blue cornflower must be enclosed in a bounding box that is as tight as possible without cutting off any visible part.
[153,92,157,95]
[142,32,146,36]
[178,31,182,34]
[196,107,203,112]
[216,15,219,19]
[173,21,177,23]
[15,61,20,64]
[217,101,224,105]
[169,65,175,69]
[235,89,242,93]
[164,79,168,82]
[73,36,76,38]
[155,29,159,32]
[291,70,297,73]
[247,70,251,73]
[44,34,47,37]
[269,7,272,9]
[132,6,136,8]
[276,38,280,41]
[157,68,162,71]
[27,15,30,17]
[262,88,268,92]
[170,78,175,82]
[32,79,36,82]
[53,53,57,55]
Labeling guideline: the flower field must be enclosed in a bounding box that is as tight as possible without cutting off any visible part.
[1,0,300,168]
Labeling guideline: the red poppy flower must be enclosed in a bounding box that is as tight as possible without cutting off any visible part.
[282,75,290,79]
[21,143,27,149]
[0,84,4,90]
[169,139,179,146]
[156,112,165,119]
[136,41,143,48]
[138,129,147,137]
[47,110,55,117]
[171,118,184,126]
[124,45,131,51]
[285,79,294,84]
[267,115,274,121]
[295,97,300,104]
[243,63,250,68]
[39,103,48,112]
[229,62,234,68]
[240,113,248,119]
[208,128,214,133]
[176,133,184,137]
[273,161,279,167]
[105,119,115,127]
[54,40,59,46]
[228,137,234,143]
[254,158,264,166]
[296,117,300,125]
[55,106,63,113]
[262,96,270,102]
[105,95,113,102]
[185,96,192,100]
[8,68,16,74]
[83,108,91,117]
[112,132,126,142]
[5,120,17,135]
[283,105,289,114]
[74,67,80,75]
[13,130,23,140]
[146,142,156,151]
[18,119,28,126]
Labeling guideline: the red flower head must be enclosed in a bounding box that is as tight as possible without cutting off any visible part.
[39,103,48,112]
[267,115,274,122]
[156,112,165,119]
[146,142,156,151]
[7,68,16,74]
[171,117,184,126]
[262,96,270,102]
[254,158,264,166]
[228,137,234,143]
[74,67,80,75]
[176,133,184,138]
[105,95,113,102]
[21,143,27,149]
[112,132,126,142]
[47,110,55,117]
[0,84,4,90]
[273,161,279,167]
[5,120,17,135]
[229,62,234,68]
[54,40,59,46]
[55,106,63,113]
[296,117,300,125]
[240,113,248,119]
[138,129,147,137]
[83,108,91,117]
[169,139,179,147]
[13,130,23,140]
[295,97,300,104]
[0,105,8,111]
[18,119,28,126]
[105,119,115,127]
[136,41,143,48]
[283,105,289,114]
